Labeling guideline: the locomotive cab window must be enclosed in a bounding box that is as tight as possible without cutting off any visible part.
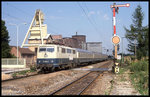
[39,47,54,53]
[39,48,46,52]
[67,49,71,53]
[47,47,54,52]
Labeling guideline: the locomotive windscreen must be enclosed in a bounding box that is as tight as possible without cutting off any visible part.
[39,47,54,52]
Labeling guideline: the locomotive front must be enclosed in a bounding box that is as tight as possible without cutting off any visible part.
[36,45,57,71]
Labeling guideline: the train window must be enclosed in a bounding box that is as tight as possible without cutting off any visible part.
[39,48,46,52]
[67,49,71,53]
[62,48,66,53]
[73,50,76,54]
[47,47,54,52]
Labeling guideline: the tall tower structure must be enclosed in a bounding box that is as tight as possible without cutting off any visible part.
[21,9,53,50]
[21,9,53,62]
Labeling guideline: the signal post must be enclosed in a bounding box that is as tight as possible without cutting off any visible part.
[110,3,130,73]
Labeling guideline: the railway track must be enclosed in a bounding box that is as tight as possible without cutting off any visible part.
[2,60,112,82]
[50,61,112,95]
[50,71,102,95]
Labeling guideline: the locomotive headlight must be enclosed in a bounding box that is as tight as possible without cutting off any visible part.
[44,53,48,57]
[51,60,54,63]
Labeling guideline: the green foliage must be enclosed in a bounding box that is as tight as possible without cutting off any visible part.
[1,20,14,58]
[129,60,148,72]
[30,65,36,72]
[118,67,126,74]
[129,59,149,95]
[124,5,149,60]
[12,73,17,78]
[17,70,29,75]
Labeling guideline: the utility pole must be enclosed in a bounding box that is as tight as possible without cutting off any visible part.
[110,3,130,73]
[121,37,125,64]
[9,23,26,65]
[134,39,136,59]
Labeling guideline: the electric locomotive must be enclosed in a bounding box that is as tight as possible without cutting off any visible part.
[36,44,108,72]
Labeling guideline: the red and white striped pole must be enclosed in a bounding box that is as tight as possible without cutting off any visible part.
[113,7,116,35]
[110,3,130,73]
[110,3,130,36]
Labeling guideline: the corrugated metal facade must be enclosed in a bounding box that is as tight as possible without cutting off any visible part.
[86,42,102,53]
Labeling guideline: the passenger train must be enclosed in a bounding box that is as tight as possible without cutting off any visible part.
[36,44,108,72]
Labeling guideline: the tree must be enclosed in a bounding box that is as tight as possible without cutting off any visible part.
[1,20,12,58]
[124,5,148,60]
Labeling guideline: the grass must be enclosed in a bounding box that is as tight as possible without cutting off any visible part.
[114,57,149,95]
[105,80,114,95]
[12,65,37,78]
[128,59,149,95]
[116,66,127,82]
[118,66,127,74]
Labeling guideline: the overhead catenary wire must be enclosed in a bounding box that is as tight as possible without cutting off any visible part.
[3,12,30,24]
[4,3,69,36]
[6,3,34,17]
[83,3,99,30]
[48,26,62,35]
[83,2,103,42]
[48,23,67,35]
[77,2,100,34]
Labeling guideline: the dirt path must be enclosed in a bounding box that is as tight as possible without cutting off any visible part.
[82,69,141,95]
[81,71,114,95]
[110,70,140,95]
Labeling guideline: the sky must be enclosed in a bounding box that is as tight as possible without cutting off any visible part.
[1,1,149,55]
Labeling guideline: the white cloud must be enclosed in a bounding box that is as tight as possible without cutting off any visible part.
[88,11,95,17]
[103,14,109,20]
[48,15,63,20]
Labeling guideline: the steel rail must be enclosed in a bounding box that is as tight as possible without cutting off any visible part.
[50,60,112,95]
[77,71,102,95]
[49,71,91,95]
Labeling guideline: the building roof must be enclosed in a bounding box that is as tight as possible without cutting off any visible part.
[19,48,35,54]
[10,46,35,55]
[52,35,62,40]
[86,42,102,44]
[72,35,86,38]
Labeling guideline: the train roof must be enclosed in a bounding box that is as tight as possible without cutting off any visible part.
[75,48,107,55]
[75,48,93,54]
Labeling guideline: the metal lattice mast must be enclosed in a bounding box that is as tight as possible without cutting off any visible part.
[21,9,44,48]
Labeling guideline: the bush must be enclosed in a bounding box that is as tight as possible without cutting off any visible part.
[129,60,148,72]
[30,65,36,72]
[129,59,149,95]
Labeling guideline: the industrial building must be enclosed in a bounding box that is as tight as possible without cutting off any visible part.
[86,42,102,53]
[20,9,103,65]
[51,34,86,49]
[10,46,35,67]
